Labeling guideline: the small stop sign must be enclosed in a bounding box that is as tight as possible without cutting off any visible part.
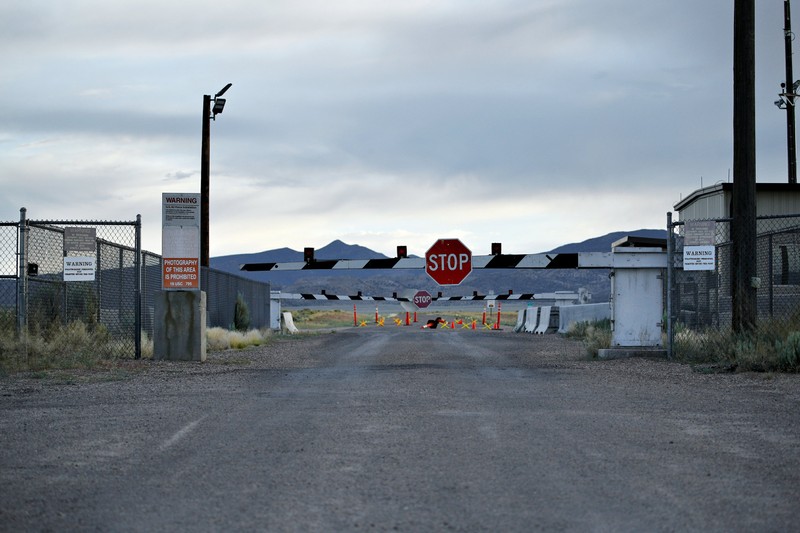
[425,238,472,285]
[413,290,433,309]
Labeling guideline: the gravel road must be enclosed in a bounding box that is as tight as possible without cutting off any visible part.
[1,328,799,532]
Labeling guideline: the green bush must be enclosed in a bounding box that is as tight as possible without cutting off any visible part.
[776,331,800,370]
[233,292,250,332]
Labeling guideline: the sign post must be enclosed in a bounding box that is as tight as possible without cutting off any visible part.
[425,239,472,286]
[155,193,206,362]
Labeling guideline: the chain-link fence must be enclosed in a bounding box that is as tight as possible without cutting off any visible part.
[3,209,272,364]
[0,222,19,337]
[667,213,800,359]
[201,267,271,331]
[10,209,143,359]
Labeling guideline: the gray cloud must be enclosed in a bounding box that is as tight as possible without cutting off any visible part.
[0,1,793,256]
[164,170,195,181]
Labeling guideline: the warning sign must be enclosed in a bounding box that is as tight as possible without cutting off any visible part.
[684,245,716,271]
[64,256,96,282]
[162,257,199,289]
[684,220,716,246]
[162,192,201,289]
[64,227,96,253]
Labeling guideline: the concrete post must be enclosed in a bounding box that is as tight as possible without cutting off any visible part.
[154,290,207,361]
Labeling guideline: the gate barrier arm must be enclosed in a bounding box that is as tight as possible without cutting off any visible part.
[241,252,666,273]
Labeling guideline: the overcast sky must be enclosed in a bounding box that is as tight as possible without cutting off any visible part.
[0,1,794,257]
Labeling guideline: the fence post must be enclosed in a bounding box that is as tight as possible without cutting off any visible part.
[96,239,103,325]
[666,211,674,360]
[135,214,142,359]
[16,207,28,338]
[768,233,774,318]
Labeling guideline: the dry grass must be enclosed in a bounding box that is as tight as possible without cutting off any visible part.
[673,316,800,372]
[286,308,521,330]
[207,327,272,351]
[1,321,125,375]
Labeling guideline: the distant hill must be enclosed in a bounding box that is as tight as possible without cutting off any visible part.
[546,229,666,253]
[210,239,387,273]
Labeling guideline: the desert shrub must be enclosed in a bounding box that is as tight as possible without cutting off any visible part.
[566,319,612,357]
[233,292,250,332]
[776,331,800,371]
[207,327,231,351]
[206,326,270,351]
[242,329,266,346]
[228,331,249,350]
[565,320,590,339]
[140,331,154,359]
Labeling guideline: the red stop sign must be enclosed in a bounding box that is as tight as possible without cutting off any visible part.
[412,290,433,309]
[425,238,472,285]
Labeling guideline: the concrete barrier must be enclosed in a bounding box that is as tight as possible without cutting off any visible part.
[513,310,526,333]
[282,312,299,334]
[524,307,539,333]
[535,306,551,334]
[557,303,611,334]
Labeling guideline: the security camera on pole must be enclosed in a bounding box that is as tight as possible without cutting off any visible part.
[201,82,232,268]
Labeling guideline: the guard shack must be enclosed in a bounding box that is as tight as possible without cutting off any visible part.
[600,236,667,358]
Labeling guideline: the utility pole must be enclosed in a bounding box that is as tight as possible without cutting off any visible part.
[784,0,798,184]
[732,0,758,332]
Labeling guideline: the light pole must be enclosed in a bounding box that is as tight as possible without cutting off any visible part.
[201,82,232,267]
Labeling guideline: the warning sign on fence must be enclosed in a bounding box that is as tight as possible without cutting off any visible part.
[683,220,716,271]
[64,256,96,282]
